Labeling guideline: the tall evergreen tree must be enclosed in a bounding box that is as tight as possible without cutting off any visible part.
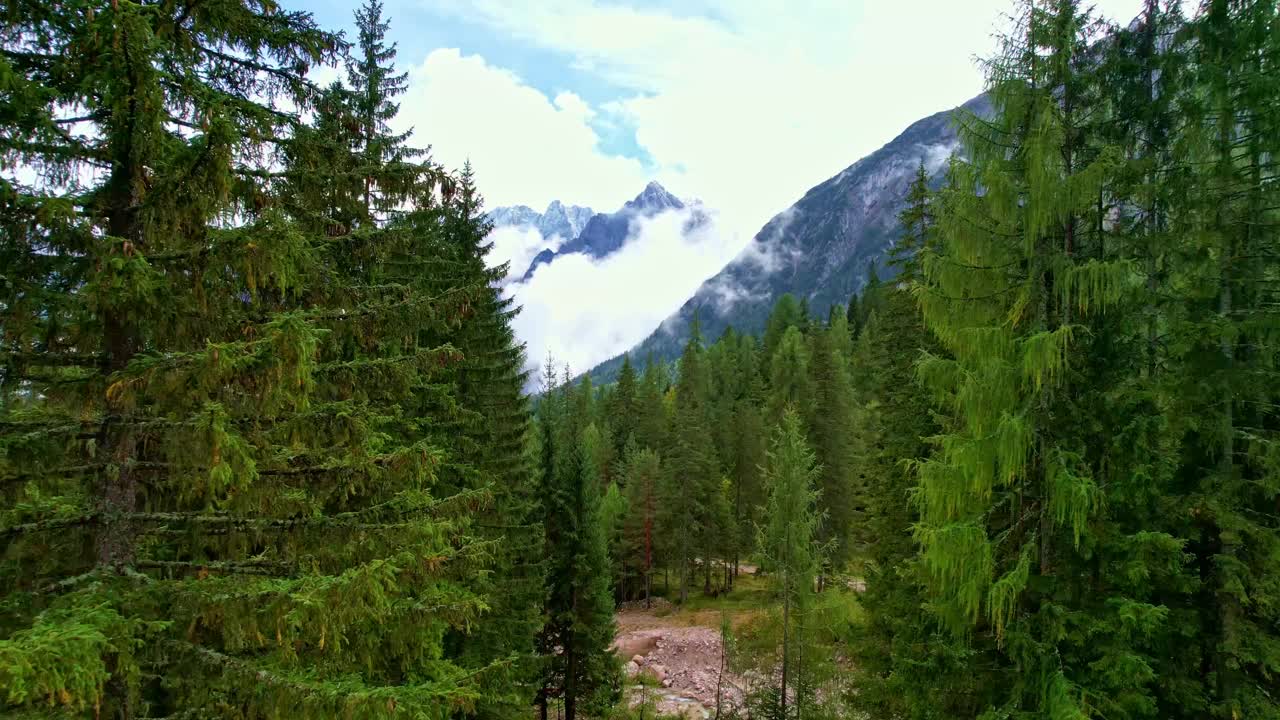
[663,322,719,600]
[608,354,639,458]
[889,161,934,286]
[534,376,620,720]
[914,2,1182,716]
[621,445,661,606]
[346,0,425,222]
[762,294,804,370]
[433,163,544,717]
[634,355,669,454]
[848,160,989,720]
[757,410,823,719]
[0,2,514,718]
[806,312,858,578]
[1171,2,1280,716]
[766,327,811,427]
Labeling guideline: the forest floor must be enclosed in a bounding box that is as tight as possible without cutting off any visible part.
[611,565,868,719]
[612,567,771,719]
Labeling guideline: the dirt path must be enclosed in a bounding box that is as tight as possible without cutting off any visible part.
[612,606,748,719]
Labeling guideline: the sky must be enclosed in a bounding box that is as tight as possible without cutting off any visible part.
[298,0,1152,378]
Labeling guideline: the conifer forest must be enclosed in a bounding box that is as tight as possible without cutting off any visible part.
[1,1,1278,719]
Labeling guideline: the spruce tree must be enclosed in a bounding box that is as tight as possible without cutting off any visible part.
[663,324,719,601]
[633,355,670,454]
[765,327,811,428]
[729,334,768,582]
[289,3,545,709]
[0,2,510,718]
[848,164,990,719]
[621,445,661,606]
[805,312,858,578]
[346,0,427,222]
[1171,2,1280,716]
[889,161,933,286]
[432,163,544,717]
[534,376,620,720]
[608,354,639,458]
[762,294,803,370]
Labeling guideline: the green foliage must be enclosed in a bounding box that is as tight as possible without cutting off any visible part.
[0,2,539,718]
[533,374,622,720]
[851,2,1280,718]
[756,410,824,719]
[766,327,811,427]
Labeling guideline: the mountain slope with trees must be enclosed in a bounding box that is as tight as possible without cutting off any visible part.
[587,94,992,383]
[2,1,1278,720]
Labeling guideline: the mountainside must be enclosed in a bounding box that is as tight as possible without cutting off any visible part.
[587,94,991,382]
[521,181,705,281]
[488,200,595,243]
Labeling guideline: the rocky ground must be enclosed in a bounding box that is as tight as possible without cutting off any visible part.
[612,603,749,719]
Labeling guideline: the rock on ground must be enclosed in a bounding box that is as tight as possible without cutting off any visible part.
[612,609,747,716]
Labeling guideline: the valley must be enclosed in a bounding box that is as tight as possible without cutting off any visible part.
[3,2,1278,720]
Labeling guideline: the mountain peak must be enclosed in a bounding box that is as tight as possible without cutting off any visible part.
[625,181,684,213]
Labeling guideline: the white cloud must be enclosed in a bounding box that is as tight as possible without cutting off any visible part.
[506,206,736,378]
[486,225,563,283]
[404,0,1156,377]
[419,0,1157,241]
[392,48,649,211]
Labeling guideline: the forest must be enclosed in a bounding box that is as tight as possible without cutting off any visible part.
[1,0,1277,719]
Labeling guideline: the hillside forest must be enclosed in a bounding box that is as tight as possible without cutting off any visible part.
[2,1,1278,720]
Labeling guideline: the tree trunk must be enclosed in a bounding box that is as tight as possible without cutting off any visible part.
[565,625,577,720]
[795,603,804,720]
[780,575,790,720]
[98,15,147,716]
[679,545,689,604]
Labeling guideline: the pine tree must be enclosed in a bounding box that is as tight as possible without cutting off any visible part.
[634,354,670,454]
[288,4,545,710]
[346,0,427,222]
[729,334,768,582]
[0,2,511,718]
[848,166,990,719]
[432,162,544,717]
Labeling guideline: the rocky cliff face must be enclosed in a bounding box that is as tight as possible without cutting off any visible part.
[587,94,991,382]
[519,181,700,281]
[487,200,595,245]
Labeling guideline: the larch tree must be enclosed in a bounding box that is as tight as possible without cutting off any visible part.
[915,0,1175,715]
[757,410,823,720]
